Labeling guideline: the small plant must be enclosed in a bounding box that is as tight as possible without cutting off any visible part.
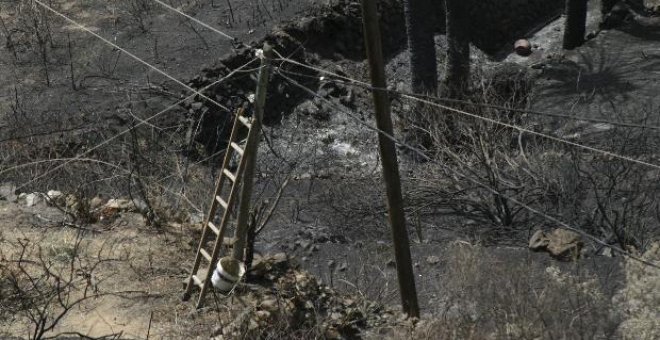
[0,232,127,339]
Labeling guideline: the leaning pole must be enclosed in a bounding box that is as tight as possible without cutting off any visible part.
[360,0,420,318]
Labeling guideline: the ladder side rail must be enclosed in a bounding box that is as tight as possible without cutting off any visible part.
[195,117,256,308]
[183,108,246,300]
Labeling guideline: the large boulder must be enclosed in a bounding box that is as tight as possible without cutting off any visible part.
[530,228,584,261]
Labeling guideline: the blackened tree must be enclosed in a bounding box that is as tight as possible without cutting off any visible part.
[403,0,438,94]
[444,0,470,97]
[563,0,588,50]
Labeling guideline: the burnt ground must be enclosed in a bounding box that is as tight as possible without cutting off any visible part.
[1,0,660,339]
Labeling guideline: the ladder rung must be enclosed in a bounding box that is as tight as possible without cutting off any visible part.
[238,115,252,128]
[215,195,228,209]
[230,142,244,156]
[200,249,212,262]
[192,275,204,288]
[207,221,219,235]
[223,169,236,182]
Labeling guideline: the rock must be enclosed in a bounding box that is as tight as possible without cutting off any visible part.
[132,198,149,213]
[529,229,550,251]
[547,229,583,260]
[514,39,532,56]
[22,193,45,207]
[89,196,105,210]
[64,194,80,210]
[46,190,64,201]
[330,141,358,157]
[0,183,17,202]
[529,229,583,261]
[426,255,440,265]
[103,198,135,211]
[260,299,279,312]
[297,100,320,116]
[297,239,312,250]
[270,252,288,264]
[255,310,270,321]
[601,247,614,257]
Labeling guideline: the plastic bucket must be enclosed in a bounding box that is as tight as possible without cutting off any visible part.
[211,257,246,294]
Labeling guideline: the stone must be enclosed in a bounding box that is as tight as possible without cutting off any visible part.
[601,247,614,257]
[89,196,105,210]
[255,310,270,321]
[297,100,320,116]
[426,255,440,265]
[514,39,532,56]
[270,253,287,264]
[0,183,17,202]
[23,193,45,207]
[529,229,550,251]
[104,198,134,211]
[260,299,279,312]
[529,228,583,261]
[64,194,80,210]
[46,190,64,201]
[547,229,583,260]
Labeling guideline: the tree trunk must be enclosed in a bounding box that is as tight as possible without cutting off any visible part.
[444,0,470,97]
[403,0,437,94]
[563,0,588,50]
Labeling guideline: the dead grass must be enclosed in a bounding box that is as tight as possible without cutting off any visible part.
[614,242,660,340]
[377,242,621,340]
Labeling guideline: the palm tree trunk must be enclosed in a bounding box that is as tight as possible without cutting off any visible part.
[563,0,588,50]
[403,0,437,94]
[444,0,470,98]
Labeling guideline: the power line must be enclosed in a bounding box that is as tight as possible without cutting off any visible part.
[273,59,660,171]
[275,68,660,270]
[400,93,660,172]
[5,57,259,191]
[34,0,230,113]
[151,0,236,41]
[275,57,660,130]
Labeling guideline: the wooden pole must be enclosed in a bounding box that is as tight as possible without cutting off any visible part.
[360,0,420,318]
[231,43,273,261]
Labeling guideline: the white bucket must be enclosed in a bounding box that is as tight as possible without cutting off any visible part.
[211,257,246,294]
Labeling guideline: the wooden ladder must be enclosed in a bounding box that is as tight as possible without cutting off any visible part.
[182,107,254,308]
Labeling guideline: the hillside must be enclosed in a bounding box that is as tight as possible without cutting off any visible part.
[2,0,660,339]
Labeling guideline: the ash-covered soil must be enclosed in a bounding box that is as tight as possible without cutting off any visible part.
[2,0,660,338]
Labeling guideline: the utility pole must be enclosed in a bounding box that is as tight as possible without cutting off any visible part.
[360,0,420,318]
[231,43,273,261]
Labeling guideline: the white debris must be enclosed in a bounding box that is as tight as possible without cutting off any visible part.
[47,190,64,200]
[330,142,358,157]
[22,193,45,207]
[104,198,135,211]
